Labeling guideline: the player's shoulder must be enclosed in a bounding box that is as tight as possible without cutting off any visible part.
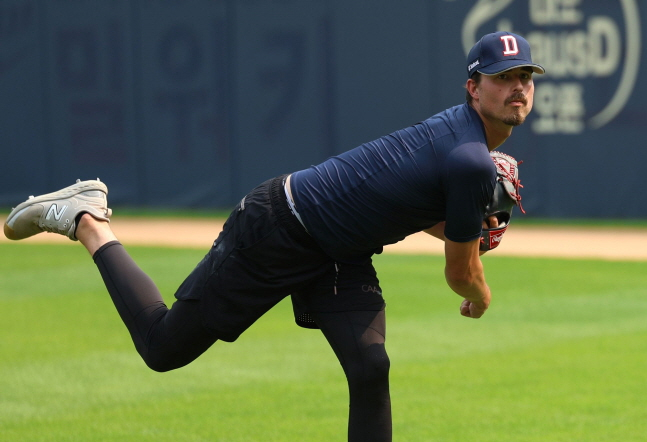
[445,143,496,183]
[419,103,484,144]
[425,103,473,128]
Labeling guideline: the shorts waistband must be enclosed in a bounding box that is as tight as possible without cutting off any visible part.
[270,175,316,246]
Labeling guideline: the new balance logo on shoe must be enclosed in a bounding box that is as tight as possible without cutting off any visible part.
[46,204,68,221]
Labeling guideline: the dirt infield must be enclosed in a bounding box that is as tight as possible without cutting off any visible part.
[2,216,645,261]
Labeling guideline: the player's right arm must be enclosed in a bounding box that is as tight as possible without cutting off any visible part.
[443,237,491,318]
[435,143,496,318]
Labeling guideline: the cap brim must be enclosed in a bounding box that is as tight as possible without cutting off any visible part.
[478,60,545,76]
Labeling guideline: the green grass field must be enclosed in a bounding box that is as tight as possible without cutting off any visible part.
[1,242,646,441]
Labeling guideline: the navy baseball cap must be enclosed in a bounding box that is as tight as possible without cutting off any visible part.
[467,31,545,78]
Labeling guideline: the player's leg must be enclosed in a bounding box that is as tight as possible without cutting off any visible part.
[5,176,332,371]
[89,232,218,372]
[313,309,391,442]
[3,180,218,371]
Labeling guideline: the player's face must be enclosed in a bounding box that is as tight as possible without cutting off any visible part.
[474,67,535,127]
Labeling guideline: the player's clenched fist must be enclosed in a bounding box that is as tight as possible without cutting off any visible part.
[460,299,489,318]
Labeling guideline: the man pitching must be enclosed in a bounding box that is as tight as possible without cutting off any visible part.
[4,31,543,441]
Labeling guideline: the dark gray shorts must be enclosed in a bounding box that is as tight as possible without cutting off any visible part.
[174,175,386,342]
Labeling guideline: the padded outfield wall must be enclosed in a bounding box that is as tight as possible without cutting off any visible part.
[1,0,645,218]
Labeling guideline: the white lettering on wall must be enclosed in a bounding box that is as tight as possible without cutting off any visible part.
[529,0,582,25]
[527,17,621,79]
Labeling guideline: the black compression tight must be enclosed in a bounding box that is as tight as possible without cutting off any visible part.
[313,310,392,442]
[93,241,392,440]
[92,241,218,371]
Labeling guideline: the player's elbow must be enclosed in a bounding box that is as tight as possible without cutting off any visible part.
[445,270,477,291]
[444,264,482,292]
[444,238,486,294]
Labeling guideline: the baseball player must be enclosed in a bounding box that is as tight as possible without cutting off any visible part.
[4,32,542,441]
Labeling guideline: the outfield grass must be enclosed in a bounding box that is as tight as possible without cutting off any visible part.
[1,243,646,441]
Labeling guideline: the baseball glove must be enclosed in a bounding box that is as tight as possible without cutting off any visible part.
[480,151,524,251]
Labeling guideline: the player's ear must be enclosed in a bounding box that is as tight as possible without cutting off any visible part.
[466,79,479,100]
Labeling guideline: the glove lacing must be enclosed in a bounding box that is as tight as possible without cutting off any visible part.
[493,154,525,214]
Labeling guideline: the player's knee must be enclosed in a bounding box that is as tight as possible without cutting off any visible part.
[142,355,176,373]
[365,345,391,383]
[139,349,188,373]
[347,343,390,387]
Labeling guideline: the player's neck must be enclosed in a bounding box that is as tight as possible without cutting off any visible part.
[482,120,513,151]
[470,104,513,150]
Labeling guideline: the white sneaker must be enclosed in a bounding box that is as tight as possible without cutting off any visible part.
[4,179,112,241]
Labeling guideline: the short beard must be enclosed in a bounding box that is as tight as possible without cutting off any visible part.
[503,93,528,126]
[502,112,526,126]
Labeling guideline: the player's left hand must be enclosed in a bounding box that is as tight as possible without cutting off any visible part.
[480,151,525,252]
[483,215,498,229]
[479,216,499,255]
